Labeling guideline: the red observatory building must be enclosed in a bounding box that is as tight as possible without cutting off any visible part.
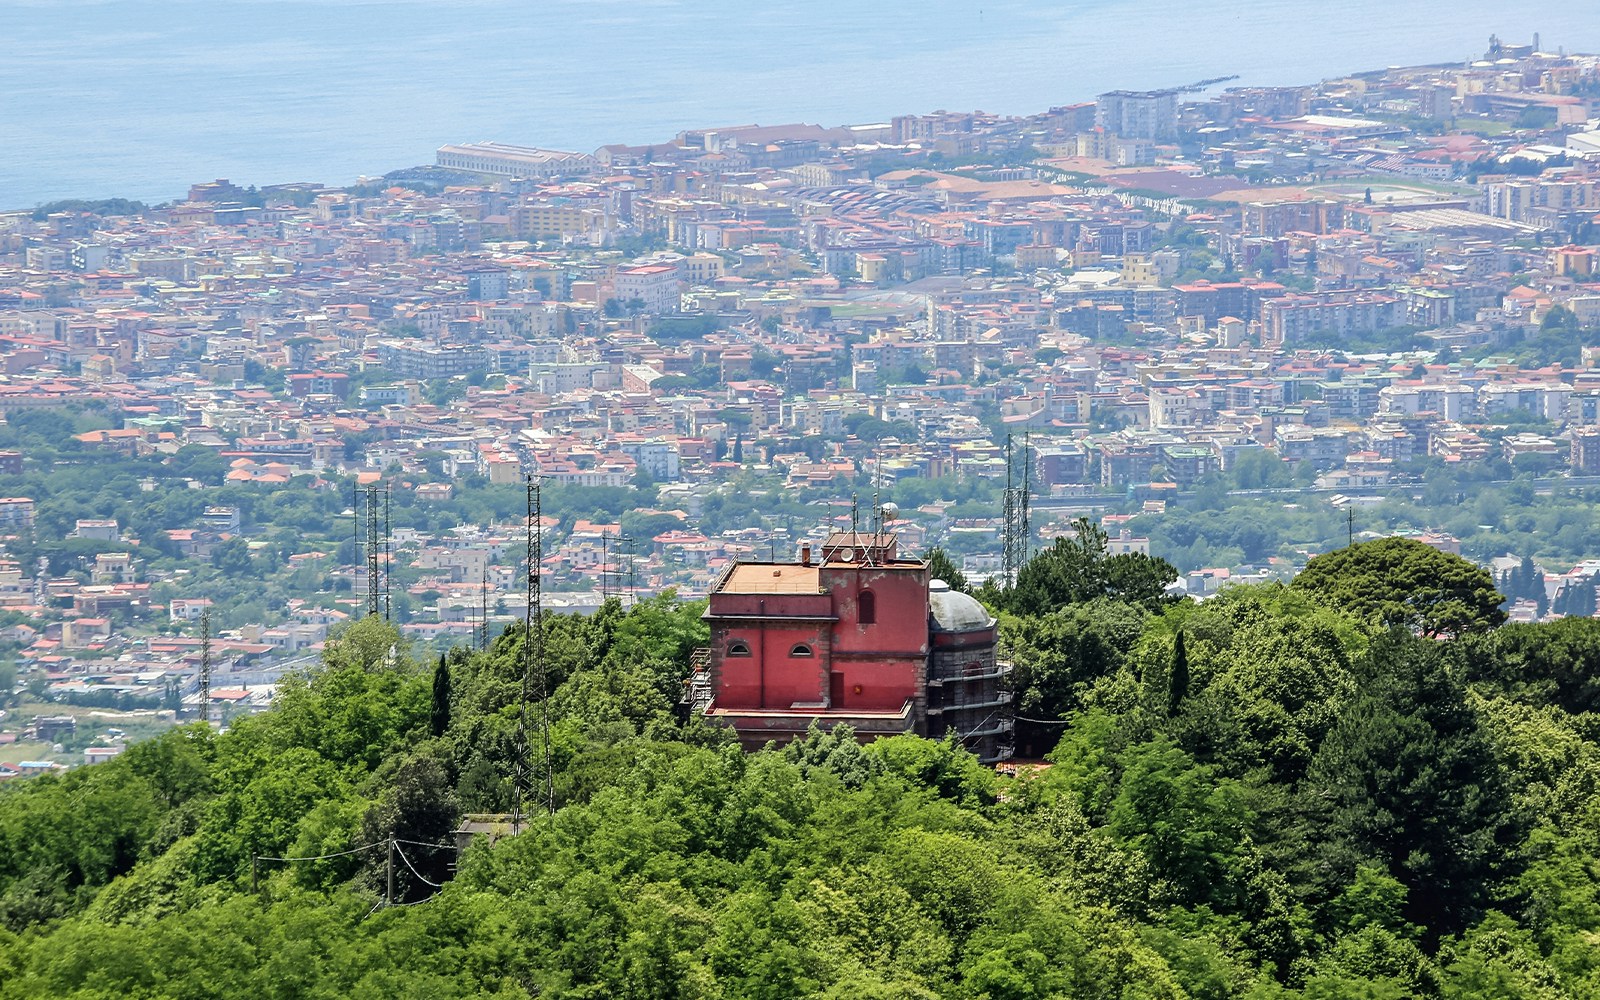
[688,530,1012,761]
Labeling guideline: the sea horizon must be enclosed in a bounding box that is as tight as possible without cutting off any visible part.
[2,0,1595,209]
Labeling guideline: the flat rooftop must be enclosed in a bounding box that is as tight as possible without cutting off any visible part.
[719,563,821,594]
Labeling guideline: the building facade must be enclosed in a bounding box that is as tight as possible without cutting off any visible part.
[1095,89,1180,141]
[689,531,1011,761]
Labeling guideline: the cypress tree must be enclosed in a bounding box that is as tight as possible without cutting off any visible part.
[1168,629,1189,716]
[430,654,451,738]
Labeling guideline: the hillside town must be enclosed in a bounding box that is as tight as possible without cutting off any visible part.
[7,36,1600,766]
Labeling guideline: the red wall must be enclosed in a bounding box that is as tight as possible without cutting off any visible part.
[712,621,829,710]
[821,564,928,655]
[826,656,919,712]
[710,562,929,714]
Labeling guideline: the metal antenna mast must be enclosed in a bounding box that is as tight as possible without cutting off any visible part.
[1002,434,1019,588]
[1001,432,1032,588]
[383,489,392,621]
[480,564,489,651]
[513,477,554,833]
[198,608,212,726]
[1021,429,1033,563]
[620,536,635,606]
[364,487,382,618]
[357,485,392,620]
[860,460,882,568]
[872,458,883,536]
[352,484,361,601]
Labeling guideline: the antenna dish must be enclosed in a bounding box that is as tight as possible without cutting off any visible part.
[840,548,856,562]
[881,501,899,522]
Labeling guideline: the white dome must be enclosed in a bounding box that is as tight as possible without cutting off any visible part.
[929,586,994,633]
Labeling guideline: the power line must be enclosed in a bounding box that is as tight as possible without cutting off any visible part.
[255,842,387,864]
[1011,714,1073,725]
[255,840,388,889]
[391,836,458,850]
[392,841,444,889]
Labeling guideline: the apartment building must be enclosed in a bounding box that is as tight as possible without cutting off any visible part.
[612,264,682,314]
[435,142,597,178]
[1095,89,1180,140]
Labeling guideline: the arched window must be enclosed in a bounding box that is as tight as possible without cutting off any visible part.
[858,589,876,625]
[790,643,813,657]
[727,640,751,657]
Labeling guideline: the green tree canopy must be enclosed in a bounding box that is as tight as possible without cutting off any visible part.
[1004,518,1177,616]
[922,546,968,592]
[1292,538,1505,638]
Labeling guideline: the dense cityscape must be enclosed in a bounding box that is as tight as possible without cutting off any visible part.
[2,36,1600,764]
[10,20,1600,998]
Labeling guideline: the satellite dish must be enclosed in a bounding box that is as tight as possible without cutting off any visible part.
[880,502,899,522]
[839,548,855,562]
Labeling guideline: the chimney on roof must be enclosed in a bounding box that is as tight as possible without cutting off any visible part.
[801,544,811,567]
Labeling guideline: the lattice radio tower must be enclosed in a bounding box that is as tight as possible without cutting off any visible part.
[479,564,490,651]
[356,485,391,620]
[512,477,554,832]
[198,607,212,726]
[618,536,635,606]
[1022,430,1032,560]
[1001,433,1033,588]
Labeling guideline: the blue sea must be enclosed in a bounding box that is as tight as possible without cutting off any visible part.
[1,0,1595,208]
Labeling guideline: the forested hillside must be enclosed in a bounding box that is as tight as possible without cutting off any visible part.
[2,541,1599,999]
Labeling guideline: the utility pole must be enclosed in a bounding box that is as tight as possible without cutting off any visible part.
[1347,507,1355,548]
[385,838,394,906]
